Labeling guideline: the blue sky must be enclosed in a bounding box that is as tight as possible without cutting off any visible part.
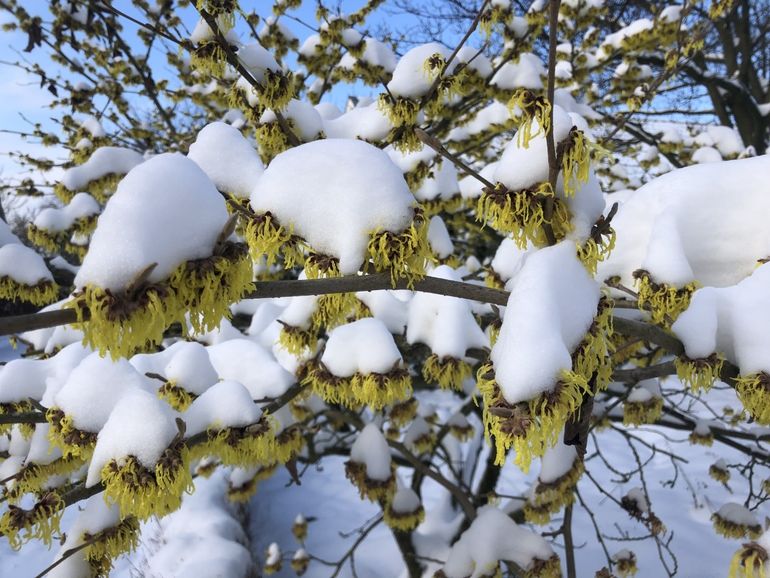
[0,0,417,189]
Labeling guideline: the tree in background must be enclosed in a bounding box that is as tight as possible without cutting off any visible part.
[0,0,767,577]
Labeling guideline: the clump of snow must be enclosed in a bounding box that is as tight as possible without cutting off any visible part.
[33,193,100,232]
[600,19,654,54]
[260,99,323,142]
[265,542,281,565]
[237,42,282,81]
[692,146,722,164]
[672,262,770,372]
[459,162,498,200]
[315,102,343,120]
[360,38,397,72]
[86,388,178,487]
[449,102,510,142]
[190,15,238,45]
[187,122,263,198]
[598,156,770,289]
[0,343,87,405]
[694,125,744,158]
[183,380,261,436]
[624,487,649,512]
[0,243,54,285]
[323,103,392,142]
[387,144,435,174]
[164,341,219,395]
[415,160,459,203]
[80,115,106,138]
[207,339,295,399]
[403,416,432,451]
[491,238,534,285]
[440,506,555,577]
[456,45,492,78]
[492,242,599,404]
[387,43,454,98]
[143,474,253,578]
[627,379,661,403]
[350,423,392,481]
[407,265,488,357]
[61,146,144,191]
[539,437,578,483]
[75,153,229,291]
[714,502,760,527]
[490,53,546,91]
[275,294,317,332]
[391,484,421,513]
[250,139,415,274]
[428,216,454,258]
[0,218,22,246]
[54,352,152,433]
[355,290,410,335]
[322,318,403,376]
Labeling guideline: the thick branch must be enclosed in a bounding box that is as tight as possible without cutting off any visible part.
[0,273,509,337]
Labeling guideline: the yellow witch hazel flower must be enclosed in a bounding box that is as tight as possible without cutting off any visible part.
[675,352,725,393]
[389,398,419,428]
[732,373,770,425]
[508,89,551,149]
[378,43,457,152]
[183,380,278,467]
[303,253,362,331]
[303,318,412,410]
[478,242,613,471]
[273,419,305,465]
[248,139,429,286]
[477,104,601,250]
[384,483,425,532]
[86,390,194,521]
[271,291,327,356]
[634,269,697,325]
[0,492,64,550]
[227,464,278,502]
[50,497,139,577]
[6,455,85,505]
[523,439,583,525]
[709,458,730,484]
[622,380,663,426]
[233,42,294,111]
[729,533,770,578]
[189,15,237,77]
[27,192,100,257]
[712,503,762,540]
[689,420,714,446]
[447,411,475,442]
[66,153,253,359]
[612,550,638,577]
[345,424,396,503]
